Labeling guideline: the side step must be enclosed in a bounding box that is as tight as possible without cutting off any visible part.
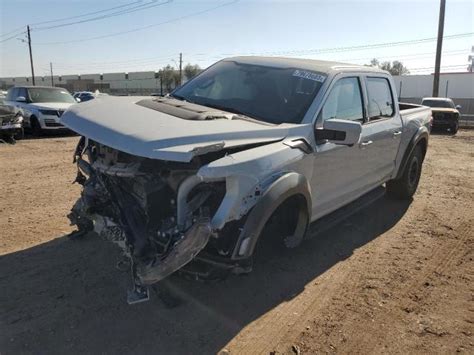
[307,186,386,238]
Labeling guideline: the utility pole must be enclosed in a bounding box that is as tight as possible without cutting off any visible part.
[432,0,446,97]
[50,62,54,86]
[179,52,183,86]
[27,25,35,86]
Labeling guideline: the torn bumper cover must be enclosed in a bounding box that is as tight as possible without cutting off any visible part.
[137,220,211,284]
[68,137,247,291]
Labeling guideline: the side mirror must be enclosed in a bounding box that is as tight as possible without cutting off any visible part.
[455,104,461,110]
[75,97,81,103]
[16,96,26,102]
[315,119,362,146]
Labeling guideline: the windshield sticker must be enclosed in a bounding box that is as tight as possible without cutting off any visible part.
[292,70,326,83]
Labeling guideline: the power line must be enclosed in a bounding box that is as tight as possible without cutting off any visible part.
[255,33,473,57]
[28,0,144,27]
[0,31,26,43]
[35,0,240,45]
[409,64,467,71]
[0,1,142,37]
[41,50,467,74]
[32,0,173,31]
[0,25,26,38]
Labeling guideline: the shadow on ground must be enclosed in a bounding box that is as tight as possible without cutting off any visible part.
[21,130,78,140]
[0,194,410,354]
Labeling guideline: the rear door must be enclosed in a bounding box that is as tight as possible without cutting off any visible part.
[362,76,403,183]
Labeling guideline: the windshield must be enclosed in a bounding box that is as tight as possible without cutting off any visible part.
[172,61,326,124]
[422,99,454,109]
[27,88,76,104]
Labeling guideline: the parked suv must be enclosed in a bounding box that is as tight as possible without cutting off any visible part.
[5,86,77,135]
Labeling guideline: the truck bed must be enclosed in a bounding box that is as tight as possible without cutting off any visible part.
[399,102,431,121]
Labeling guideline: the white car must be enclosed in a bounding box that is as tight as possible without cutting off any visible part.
[4,86,77,135]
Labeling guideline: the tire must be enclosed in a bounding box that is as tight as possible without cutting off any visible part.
[14,128,24,140]
[30,116,42,137]
[450,121,459,135]
[386,145,423,200]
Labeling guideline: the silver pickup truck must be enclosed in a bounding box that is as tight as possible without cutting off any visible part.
[62,57,431,303]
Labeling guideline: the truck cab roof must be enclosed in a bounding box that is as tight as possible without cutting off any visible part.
[224,56,388,75]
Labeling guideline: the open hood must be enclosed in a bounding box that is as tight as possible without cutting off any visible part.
[61,96,290,162]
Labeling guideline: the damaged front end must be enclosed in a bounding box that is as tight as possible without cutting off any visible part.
[69,137,243,303]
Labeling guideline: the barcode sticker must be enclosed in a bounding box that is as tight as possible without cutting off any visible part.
[292,70,326,83]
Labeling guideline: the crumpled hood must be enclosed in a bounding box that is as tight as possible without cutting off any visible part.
[0,104,20,118]
[61,96,291,162]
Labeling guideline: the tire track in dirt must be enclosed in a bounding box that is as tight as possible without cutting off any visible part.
[347,221,473,354]
[224,261,358,354]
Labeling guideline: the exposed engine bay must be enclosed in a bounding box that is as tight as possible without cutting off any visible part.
[69,136,264,303]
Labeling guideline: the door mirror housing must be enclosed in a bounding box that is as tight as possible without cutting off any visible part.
[315,119,362,146]
[16,96,27,102]
[75,97,81,103]
[455,104,462,110]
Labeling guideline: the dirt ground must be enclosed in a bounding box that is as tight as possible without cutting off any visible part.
[1,130,473,354]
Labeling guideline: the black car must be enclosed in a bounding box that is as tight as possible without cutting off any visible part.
[73,91,96,102]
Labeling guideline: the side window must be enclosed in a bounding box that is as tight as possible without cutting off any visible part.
[320,77,364,122]
[18,88,28,98]
[366,77,394,120]
[6,88,16,101]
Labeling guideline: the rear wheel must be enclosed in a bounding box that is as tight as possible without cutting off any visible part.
[386,145,423,200]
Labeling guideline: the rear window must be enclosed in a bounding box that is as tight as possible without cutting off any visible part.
[366,77,394,120]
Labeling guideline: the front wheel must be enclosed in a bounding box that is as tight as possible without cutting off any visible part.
[14,128,24,140]
[450,121,459,135]
[30,117,43,137]
[386,145,423,200]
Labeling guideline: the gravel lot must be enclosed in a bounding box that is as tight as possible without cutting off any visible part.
[1,130,473,354]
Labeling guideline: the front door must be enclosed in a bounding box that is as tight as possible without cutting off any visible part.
[310,75,403,221]
[310,75,372,219]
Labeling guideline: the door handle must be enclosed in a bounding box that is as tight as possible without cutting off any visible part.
[392,130,402,137]
[359,140,373,148]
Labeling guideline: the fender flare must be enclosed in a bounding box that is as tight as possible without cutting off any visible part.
[395,127,429,180]
[231,172,312,260]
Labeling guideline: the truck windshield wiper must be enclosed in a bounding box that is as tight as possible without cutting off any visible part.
[169,93,187,101]
[201,103,255,119]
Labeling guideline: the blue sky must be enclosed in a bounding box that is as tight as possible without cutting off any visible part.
[0,0,473,77]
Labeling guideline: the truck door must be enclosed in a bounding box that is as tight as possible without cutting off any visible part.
[311,75,373,219]
[362,76,402,183]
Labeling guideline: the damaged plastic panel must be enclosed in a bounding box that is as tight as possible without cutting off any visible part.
[68,137,265,300]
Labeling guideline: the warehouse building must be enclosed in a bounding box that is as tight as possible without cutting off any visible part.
[1,71,473,119]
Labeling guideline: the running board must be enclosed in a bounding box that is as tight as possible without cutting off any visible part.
[307,186,386,238]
